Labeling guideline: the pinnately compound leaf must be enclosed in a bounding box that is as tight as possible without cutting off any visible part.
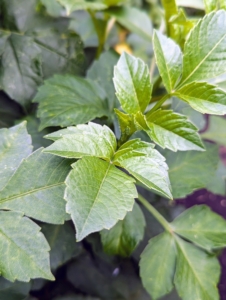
[65,156,137,241]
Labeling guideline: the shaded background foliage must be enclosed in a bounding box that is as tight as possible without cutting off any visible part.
[1,0,226,299]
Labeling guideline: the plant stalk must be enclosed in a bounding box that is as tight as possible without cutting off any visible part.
[138,194,173,233]
[147,94,170,116]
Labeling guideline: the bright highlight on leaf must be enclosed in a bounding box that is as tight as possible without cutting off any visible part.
[113,52,152,114]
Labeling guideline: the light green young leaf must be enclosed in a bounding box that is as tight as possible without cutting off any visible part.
[172,205,226,250]
[0,148,71,224]
[33,75,108,130]
[174,82,226,115]
[114,139,172,199]
[114,109,137,145]
[201,115,226,145]
[207,160,226,196]
[57,0,107,15]
[178,10,226,86]
[65,156,137,241]
[166,142,218,198]
[0,122,32,191]
[42,223,82,270]
[87,51,119,112]
[153,31,182,93]
[145,109,204,152]
[106,7,153,41]
[0,211,54,282]
[113,52,152,114]
[44,122,117,160]
[140,232,176,300]
[220,0,226,9]
[100,203,145,257]
[0,32,42,107]
[174,237,220,300]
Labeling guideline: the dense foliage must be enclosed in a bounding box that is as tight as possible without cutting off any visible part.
[1,0,226,299]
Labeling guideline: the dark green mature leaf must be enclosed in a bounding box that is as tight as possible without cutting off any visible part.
[140,232,176,300]
[33,75,108,130]
[153,31,182,93]
[178,10,226,86]
[65,156,137,241]
[0,32,42,107]
[0,92,23,129]
[201,115,226,145]
[145,109,204,151]
[174,237,220,300]
[166,143,219,198]
[100,203,145,257]
[114,139,172,199]
[174,82,226,115]
[207,160,226,195]
[172,205,226,250]
[34,29,85,79]
[0,211,54,282]
[0,122,32,191]
[42,223,82,270]
[113,52,152,114]
[57,0,107,15]
[44,122,117,160]
[0,148,71,224]
[107,7,153,41]
[0,277,31,300]
[87,51,119,112]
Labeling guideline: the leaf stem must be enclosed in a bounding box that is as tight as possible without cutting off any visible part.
[137,194,173,233]
[147,94,170,116]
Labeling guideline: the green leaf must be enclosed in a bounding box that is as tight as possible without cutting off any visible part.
[40,0,64,17]
[57,0,107,15]
[114,109,137,145]
[44,122,117,160]
[174,82,226,115]
[174,237,220,300]
[33,75,108,130]
[114,139,172,199]
[107,7,153,41]
[33,29,85,79]
[145,109,204,152]
[172,97,206,130]
[178,10,226,86]
[172,205,226,250]
[204,0,217,12]
[0,277,31,300]
[0,122,32,191]
[113,52,152,114]
[201,115,226,145]
[0,211,54,282]
[207,160,226,195]
[100,203,145,257]
[0,32,42,107]
[65,156,137,241]
[0,148,71,224]
[166,142,219,198]
[153,31,182,93]
[87,50,119,112]
[42,223,82,270]
[140,232,176,300]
